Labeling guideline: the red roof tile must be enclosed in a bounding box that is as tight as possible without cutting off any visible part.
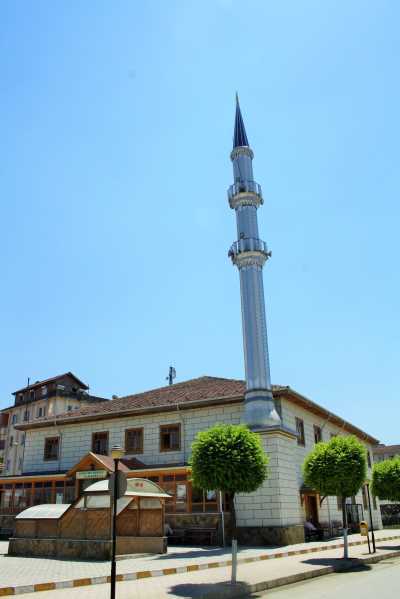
[50,376,248,420]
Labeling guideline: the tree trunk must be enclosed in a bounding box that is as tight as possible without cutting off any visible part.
[342,496,349,559]
[230,492,237,541]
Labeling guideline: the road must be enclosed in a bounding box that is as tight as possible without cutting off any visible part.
[251,556,400,598]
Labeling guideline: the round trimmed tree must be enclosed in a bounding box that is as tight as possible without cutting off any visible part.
[190,424,269,538]
[372,457,400,502]
[302,435,367,558]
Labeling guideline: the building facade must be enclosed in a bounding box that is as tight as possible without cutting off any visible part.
[0,376,382,543]
[373,444,400,526]
[0,412,9,472]
[373,444,400,463]
[0,373,108,476]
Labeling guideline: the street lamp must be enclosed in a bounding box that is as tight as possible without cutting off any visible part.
[110,444,124,599]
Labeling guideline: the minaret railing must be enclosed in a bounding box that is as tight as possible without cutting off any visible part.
[227,180,262,202]
[228,238,270,260]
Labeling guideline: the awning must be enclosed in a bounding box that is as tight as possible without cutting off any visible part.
[16,504,71,520]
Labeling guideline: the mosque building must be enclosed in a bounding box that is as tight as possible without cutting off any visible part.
[0,99,382,544]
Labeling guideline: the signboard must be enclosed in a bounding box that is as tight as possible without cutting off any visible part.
[108,471,127,499]
[76,470,107,480]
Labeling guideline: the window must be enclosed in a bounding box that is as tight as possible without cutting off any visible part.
[29,390,35,401]
[295,418,305,447]
[18,394,24,404]
[41,386,47,397]
[160,424,181,452]
[313,425,322,444]
[12,414,18,425]
[92,431,109,455]
[23,410,30,422]
[125,428,144,453]
[9,435,14,447]
[367,451,372,468]
[37,406,46,418]
[67,405,72,412]
[0,440,4,450]
[44,437,59,461]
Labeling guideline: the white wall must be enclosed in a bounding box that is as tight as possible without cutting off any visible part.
[4,397,84,475]
[280,398,382,529]
[22,397,382,530]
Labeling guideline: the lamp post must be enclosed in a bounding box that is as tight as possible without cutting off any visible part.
[110,444,124,599]
[366,482,376,553]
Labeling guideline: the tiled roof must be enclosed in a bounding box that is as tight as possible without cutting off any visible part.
[47,376,249,421]
[92,453,131,473]
[13,372,88,395]
[14,375,379,445]
[373,444,400,455]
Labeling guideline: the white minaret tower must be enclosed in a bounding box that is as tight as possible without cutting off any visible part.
[228,95,281,430]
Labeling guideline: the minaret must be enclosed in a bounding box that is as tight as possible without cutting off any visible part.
[228,95,281,429]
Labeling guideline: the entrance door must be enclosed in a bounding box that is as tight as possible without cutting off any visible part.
[305,495,319,525]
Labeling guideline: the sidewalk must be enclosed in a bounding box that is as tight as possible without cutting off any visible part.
[0,529,399,595]
[7,535,400,599]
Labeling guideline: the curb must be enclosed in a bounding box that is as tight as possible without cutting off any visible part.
[192,549,400,599]
[0,534,399,596]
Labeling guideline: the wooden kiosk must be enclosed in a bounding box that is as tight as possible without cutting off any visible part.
[9,478,170,559]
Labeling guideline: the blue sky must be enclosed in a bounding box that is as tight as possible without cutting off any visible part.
[1,1,399,444]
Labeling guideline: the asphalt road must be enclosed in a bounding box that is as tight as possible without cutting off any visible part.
[251,556,400,598]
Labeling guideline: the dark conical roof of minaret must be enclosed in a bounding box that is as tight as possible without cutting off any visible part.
[233,93,249,148]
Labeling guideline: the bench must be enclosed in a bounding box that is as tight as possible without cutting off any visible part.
[183,527,218,546]
[304,526,324,542]
[168,529,185,545]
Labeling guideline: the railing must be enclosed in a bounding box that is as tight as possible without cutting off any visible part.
[229,237,270,259]
[228,180,262,201]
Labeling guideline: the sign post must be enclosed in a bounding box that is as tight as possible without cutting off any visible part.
[366,483,376,553]
[109,446,125,599]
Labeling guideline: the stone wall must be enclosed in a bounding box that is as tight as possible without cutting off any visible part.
[8,535,167,559]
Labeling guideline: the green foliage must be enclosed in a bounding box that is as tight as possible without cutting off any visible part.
[190,424,269,494]
[302,435,367,498]
[371,457,400,502]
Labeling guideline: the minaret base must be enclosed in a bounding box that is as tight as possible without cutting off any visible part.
[233,427,305,546]
[244,389,281,430]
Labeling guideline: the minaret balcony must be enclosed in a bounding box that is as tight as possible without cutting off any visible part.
[228,180,263,209]
[228,237,271,262]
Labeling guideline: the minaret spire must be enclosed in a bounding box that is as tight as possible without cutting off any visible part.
[233,93,249,149]
[228,96,281,429]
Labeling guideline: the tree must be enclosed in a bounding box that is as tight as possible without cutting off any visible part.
[190,424,269,538]
[372,457,400,502]
[302,435,367,558]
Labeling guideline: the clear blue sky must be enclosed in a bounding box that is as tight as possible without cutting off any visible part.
[1,1,399,444]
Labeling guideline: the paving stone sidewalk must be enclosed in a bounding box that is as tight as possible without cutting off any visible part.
[11,536,400,599]
[0,529,399,590]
